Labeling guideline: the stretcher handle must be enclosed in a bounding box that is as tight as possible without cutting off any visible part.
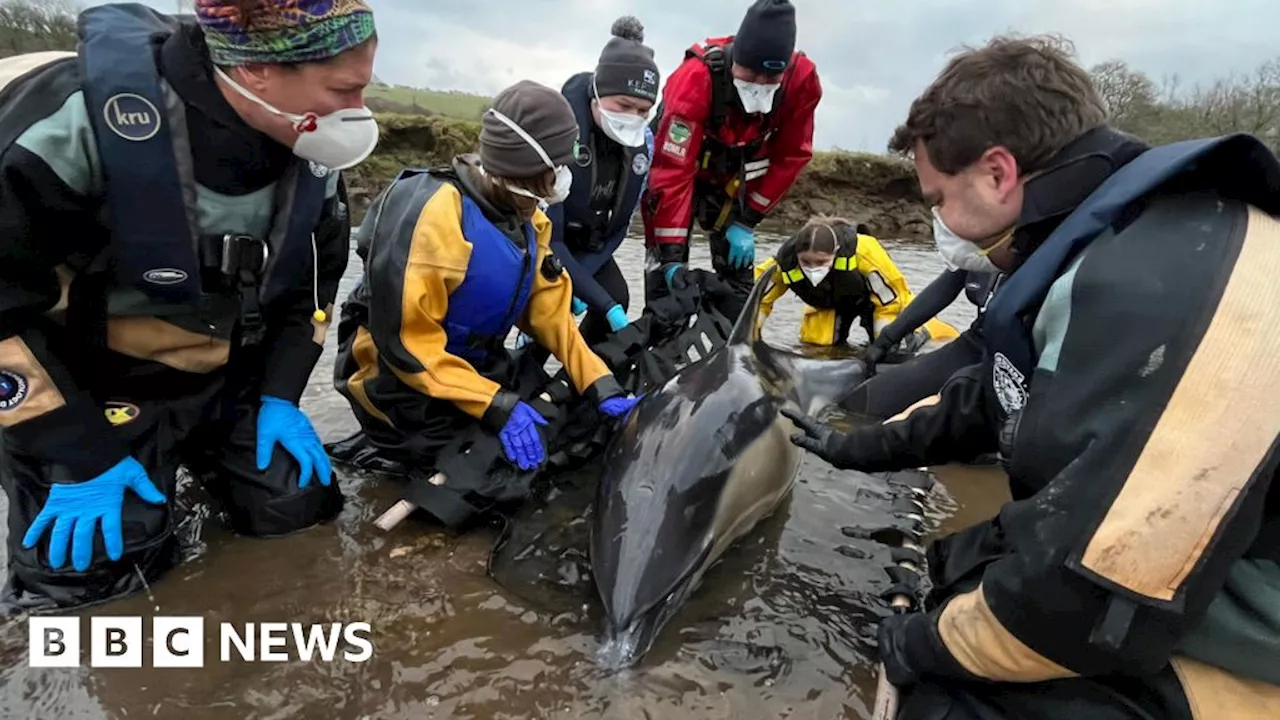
[872,469,929,720]
[371,472,446,531]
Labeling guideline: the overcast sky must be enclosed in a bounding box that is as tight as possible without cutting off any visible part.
[114,0,1280,152]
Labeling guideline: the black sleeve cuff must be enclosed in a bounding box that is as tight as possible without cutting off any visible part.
[583,375,623,404]
[736,206,766,228]
[830,426,908,473]
[481,389,521,431]
[6,399,131,480]
[878,610,979,687]
[261,337,323,404]
[653,243,687,266]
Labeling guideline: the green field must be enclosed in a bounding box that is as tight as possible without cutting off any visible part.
[365,84,492,120]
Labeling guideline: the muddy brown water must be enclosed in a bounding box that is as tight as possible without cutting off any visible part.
[0,231,1007,719]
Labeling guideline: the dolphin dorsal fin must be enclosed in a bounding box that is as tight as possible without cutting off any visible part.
[727,270,777,346]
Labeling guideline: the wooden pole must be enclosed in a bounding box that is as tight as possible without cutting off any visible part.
[371,472,446,531]
[871,471,929,720]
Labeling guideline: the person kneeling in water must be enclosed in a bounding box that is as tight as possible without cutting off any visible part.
[332,80,640,483]
[755,216,959,350]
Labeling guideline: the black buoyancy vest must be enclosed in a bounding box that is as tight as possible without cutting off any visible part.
[561,72,649,256]
[78,3,328,306]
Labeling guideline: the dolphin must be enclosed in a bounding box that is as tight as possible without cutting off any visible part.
[589,271,868,668]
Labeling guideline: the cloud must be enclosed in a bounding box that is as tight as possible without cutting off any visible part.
[95,0,1280,152]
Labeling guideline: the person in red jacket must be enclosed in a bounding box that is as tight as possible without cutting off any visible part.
[641,0,821,320]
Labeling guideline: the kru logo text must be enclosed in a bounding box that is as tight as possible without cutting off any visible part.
[28,617,373,668]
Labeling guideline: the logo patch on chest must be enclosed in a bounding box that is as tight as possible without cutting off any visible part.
[143,268,189,285]
[992,352,1028,414]
[632,152,650,175]
[104,401,140,426]
[0,370,29,411]
[103,93,161,142]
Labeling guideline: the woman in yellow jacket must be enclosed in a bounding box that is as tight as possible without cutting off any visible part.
[756,216,959,349]
[333,80,639,477]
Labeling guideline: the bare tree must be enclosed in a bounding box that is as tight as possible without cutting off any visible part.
[1087,56,1280,151]
[1091,59,1159,125]
[0,0,80,58]
[1181,60,1280,141]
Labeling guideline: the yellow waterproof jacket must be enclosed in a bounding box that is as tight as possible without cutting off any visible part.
[756,232,959,345]
[337,158,621,428]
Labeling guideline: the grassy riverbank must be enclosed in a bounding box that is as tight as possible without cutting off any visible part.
[346,113,931,239]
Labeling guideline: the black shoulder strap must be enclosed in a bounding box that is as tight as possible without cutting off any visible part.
[703,43,732,136]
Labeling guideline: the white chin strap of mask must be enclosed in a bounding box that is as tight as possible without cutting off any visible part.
[485,108,573,208]
[932,208,1005,274]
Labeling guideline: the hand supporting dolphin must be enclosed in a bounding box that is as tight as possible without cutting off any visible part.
[781,407,844,465]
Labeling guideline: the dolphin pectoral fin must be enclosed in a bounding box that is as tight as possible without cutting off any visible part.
[784,354,869,416]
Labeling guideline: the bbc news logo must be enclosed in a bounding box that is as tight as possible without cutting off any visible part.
[28,617,373,668]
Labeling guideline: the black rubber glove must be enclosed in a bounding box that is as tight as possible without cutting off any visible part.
[781,406,866,470]
[877,609,982,687]
[863,337,891,376]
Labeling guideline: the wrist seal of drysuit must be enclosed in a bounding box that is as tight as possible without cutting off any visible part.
[482,389,522,432]
[877,609,981,687]
[652,242,686,266]
[582,375,624,405]
[735,205,766,228]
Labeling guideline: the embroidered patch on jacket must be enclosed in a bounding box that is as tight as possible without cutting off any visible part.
[992,352,1027,414]
[662,119,693,160]
[0,370,28,411]
[104,401,141,426]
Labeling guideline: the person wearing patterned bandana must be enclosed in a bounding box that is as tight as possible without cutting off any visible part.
[0,0,378,613]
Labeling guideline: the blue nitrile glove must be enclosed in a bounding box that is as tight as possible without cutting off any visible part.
[571,297,587,317]
[257,396,333,489]
[599,393,643,419]
[515,332,534,349]
[22,457,166,572]
[725,223,756,269]
[605,305,630,332]
[500,401,549,471]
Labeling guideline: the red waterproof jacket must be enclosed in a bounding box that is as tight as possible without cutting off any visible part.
[642,36,821,257]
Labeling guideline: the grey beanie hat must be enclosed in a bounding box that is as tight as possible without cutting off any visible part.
[480,80,578,178]
[594,16,659,102]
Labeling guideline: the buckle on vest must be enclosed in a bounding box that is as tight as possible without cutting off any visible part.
[219,234,268,279]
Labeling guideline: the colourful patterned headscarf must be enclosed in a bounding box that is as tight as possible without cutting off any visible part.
[196,0,376,66]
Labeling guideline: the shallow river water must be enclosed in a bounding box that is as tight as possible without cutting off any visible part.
[0,231,1006,719]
